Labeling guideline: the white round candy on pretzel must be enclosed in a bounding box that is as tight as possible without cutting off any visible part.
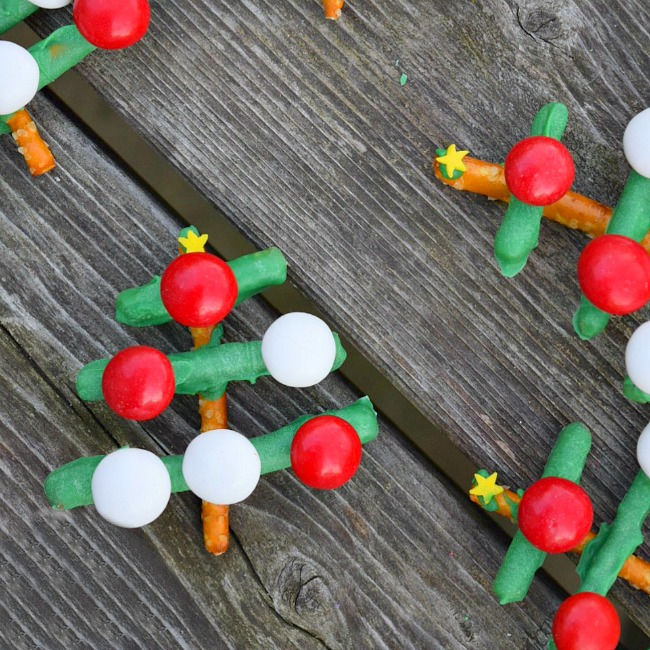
[0,42,39,115]
[262,312,336,387]
[92,448,171,527]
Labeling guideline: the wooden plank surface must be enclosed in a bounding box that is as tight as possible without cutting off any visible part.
[24,0,650,632]
[0,95,566,649]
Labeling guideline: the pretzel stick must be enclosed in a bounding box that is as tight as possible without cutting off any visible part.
[189,325,230,555]
[434,157,650,253]
[322,0,344,19]
[6,109,55,176]
[470,486,650,594]
[174,231,231,555]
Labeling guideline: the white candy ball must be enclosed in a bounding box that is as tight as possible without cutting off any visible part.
[623,108,650,179]
[182,429,261,504]
[637,422,650,478]
[626,321,650,393]
[91,448,171,528]
[261,312,336,387]
[27,0,71,8]
[0,42,39,115]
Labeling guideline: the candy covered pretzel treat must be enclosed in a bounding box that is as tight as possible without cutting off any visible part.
[470,420,650,649]
[76,318,347,410]
[470,473,650,595]
[70,227,370,555]
[434,104,650,340]
[0,0,150,174]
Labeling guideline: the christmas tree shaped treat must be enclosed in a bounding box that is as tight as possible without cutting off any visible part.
[434,105,650,340]
[470,419,650,649]
[0,0,150,175]
[53,227,379,555]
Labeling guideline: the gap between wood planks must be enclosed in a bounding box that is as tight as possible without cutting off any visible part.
[5,21,648,650]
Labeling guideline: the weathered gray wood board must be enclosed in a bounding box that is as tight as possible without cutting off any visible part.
[26,0,650,631]
[0,96,564,649]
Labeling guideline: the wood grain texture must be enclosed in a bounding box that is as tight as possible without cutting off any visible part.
[24,0,650,632]
[0,95,565,649]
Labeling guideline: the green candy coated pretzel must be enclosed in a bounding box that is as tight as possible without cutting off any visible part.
[115,230,287,327]
[77,325,347,402]
[493,102,569,277]
[493,422,591,604]
[44,397,379,510]
[577,471,650,595]
[573,170,650,339]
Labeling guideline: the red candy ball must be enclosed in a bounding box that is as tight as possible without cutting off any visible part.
[102,346,175,420]
[578,234,650,315]
[160,252,238,328]
[504,136,574,206]
[517,477,593,553]
[290,415,362,489]
[73,0,150,50]
[552,593,620,650]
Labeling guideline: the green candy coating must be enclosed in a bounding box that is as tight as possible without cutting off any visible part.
[493,422,591,604]
[44,397,379,510]
[0,0,37,37]
[577,470,650,595]
[602,170,650,240]
[572,295,610,341]
[623,375,650,403]
[494,201,543,277]
[494,102,569,277]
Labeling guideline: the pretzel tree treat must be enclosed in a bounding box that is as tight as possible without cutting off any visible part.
[0,0,150,175]
[470,420,650,650]
[44,397,379,526]
[433,153,628,248]
[434,104,650,340]
[68,227,369,555]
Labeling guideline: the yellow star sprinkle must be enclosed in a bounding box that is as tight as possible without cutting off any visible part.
[179,230,208,253]
[469,472,504,504]
[436,144,469,178]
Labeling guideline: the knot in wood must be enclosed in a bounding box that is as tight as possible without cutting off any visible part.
[515,2,565,44]
[276,557,330,617]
